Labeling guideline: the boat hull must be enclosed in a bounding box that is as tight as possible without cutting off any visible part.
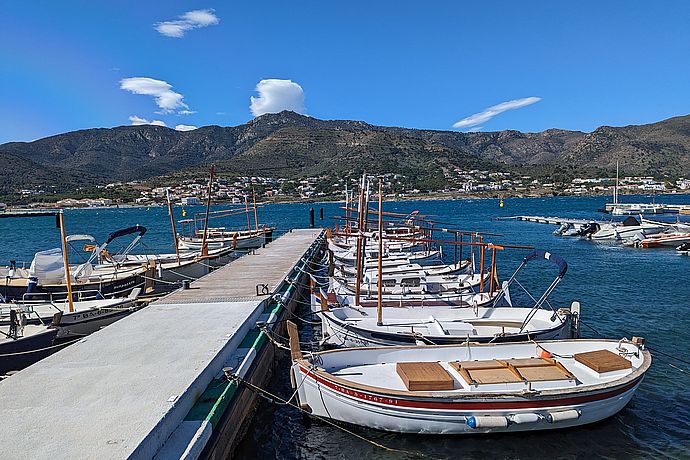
[1,273,145,302]
[0,328,59,374]
[321,312,573,347]
[293,364,644,434]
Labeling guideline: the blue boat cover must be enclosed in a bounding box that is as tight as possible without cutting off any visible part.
[106,225,147,244]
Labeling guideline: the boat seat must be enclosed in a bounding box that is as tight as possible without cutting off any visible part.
[451,357,574,385]
[396,362,455,391]
[574,349,632,374]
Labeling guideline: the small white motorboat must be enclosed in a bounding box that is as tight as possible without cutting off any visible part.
[590,216,667,241]
[0,309,61,374]
[0,292,141,338]
[287,328,651,435]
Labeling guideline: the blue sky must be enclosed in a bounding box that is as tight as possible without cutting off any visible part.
[1,1,689,143]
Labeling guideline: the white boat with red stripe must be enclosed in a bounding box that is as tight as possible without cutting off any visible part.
[288,325,651,435]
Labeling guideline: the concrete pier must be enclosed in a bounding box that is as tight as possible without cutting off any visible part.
[0,228,325,460]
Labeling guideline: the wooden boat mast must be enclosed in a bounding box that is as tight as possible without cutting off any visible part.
[200,164,215,257]
[252,189,259,233]
[58,210,75,313]
[354,175,365,306]
[377,177,383,326]
[166,188,181,266]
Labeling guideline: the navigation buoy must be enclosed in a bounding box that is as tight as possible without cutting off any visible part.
[499,195,504,208]
[182,208,187,217]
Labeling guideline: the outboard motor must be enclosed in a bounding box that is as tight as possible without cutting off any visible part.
[553,223,569,236]
[677,242,690,252]
[577,222,599,238]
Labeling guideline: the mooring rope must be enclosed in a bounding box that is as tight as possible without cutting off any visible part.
[227,372,430,458]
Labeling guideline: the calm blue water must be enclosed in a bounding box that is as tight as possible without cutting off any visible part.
[2,195,689,458]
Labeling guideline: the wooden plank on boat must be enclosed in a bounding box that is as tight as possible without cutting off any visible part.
[517,365,572,381]
[503,357,553,368]
[455,359,503,370]
[574,349,632,373]
[450,361,523,385]
[396,362,454,391]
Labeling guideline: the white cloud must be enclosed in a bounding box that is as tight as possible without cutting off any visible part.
[452,97,541,129]
[129,115,167,127]
[155,9,219,38]
[120,77,189,114]
[467,127,483,133]
[175,124,198,132]
[250,79,305,116]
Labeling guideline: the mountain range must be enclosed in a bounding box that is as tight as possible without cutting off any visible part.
[2,111,689,194]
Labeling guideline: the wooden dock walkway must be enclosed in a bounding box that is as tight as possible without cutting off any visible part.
[0,228,325,460]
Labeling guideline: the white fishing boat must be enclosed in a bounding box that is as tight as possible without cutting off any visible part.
[177,227,273,251]
[320,250,578,347]
[287,327,651,434]
[334,271,487,297]
[332,248,442,266]
[327,279,500,309]
[336,260,470,278]
[320,304,578,347]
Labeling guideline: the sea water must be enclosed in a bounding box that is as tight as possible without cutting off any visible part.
[1,194,688,458]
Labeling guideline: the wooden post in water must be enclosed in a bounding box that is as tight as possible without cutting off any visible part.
[58,210,75,313]
[200,165,215,257]
[377,177,384,326]
[166,189,181,266]
[252,189,259,233]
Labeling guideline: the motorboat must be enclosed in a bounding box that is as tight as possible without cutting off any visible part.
[0,291,140,339]
[287,330,651,434]
[589,216,667,241]
[635,232,690,248]
[0,309,61,374]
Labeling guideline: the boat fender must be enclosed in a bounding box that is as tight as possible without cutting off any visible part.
[466,416,509,429]
[546,409,580,423]
[508,413,540,424]
[539,349,552,359]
